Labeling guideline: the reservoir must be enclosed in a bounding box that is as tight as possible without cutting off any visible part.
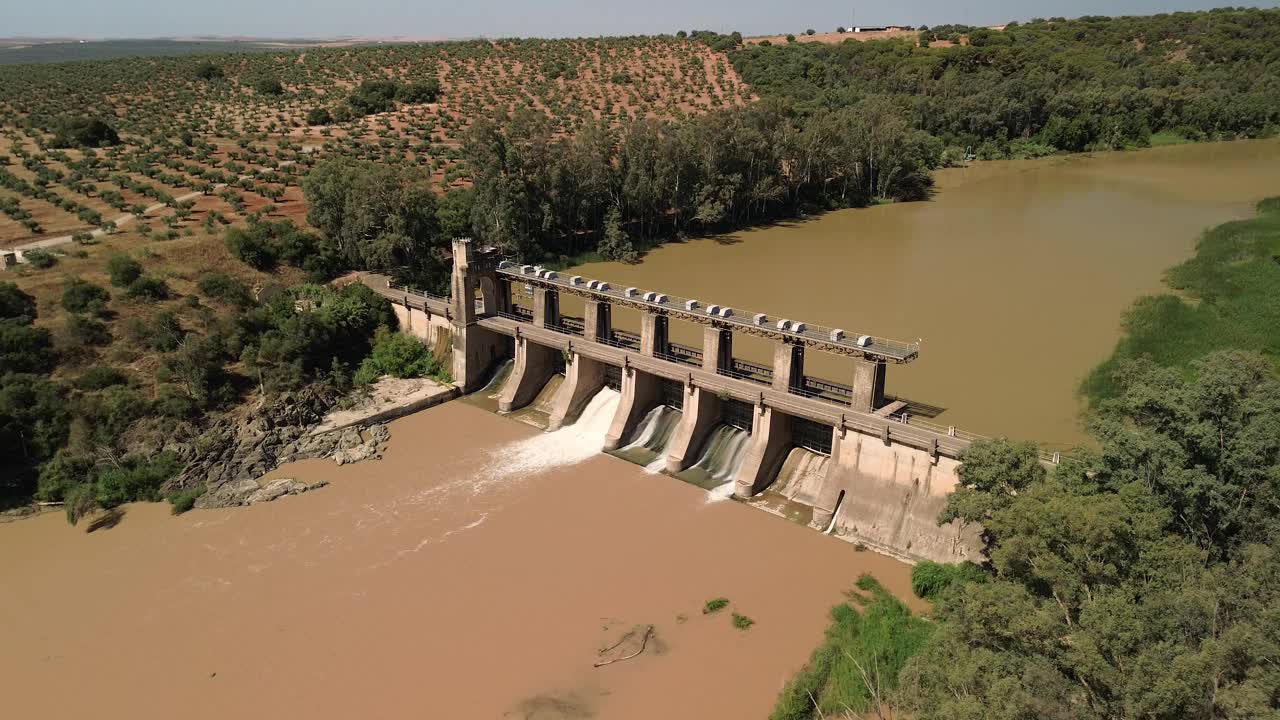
[571,139,1280,448]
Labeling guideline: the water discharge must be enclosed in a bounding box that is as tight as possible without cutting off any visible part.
[486,386,619,481]
[614,405,682,472]
[679,424,752,493]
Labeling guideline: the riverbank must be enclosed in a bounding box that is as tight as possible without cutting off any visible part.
[0,401,920,719]
[1083,196,1280,402]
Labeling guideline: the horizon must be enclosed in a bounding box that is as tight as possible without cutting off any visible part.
[9,0,1280,42]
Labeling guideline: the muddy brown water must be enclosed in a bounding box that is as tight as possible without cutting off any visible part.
[569,139,1280,448]
[0,402,919,719]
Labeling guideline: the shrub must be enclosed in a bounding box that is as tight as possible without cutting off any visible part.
[396,79,441,104]
[106,254,143,287]
[305,107,333,126]
[197,272,254,306]
[75,366,128,390]
[770,576,932,719]
[50,118,119,148]
[254,77,284,95]
[125,276,170,301]
[61,278,111,314]
[166,487,204,514]
[910,561,988,600]
[732,612,755,630]
[702,597,729,614]
[59,313,111,347]
[354,326,444,385]
[195,62,224,81]
[23,249,56,268]
[0,282,37,323]
[0,321,56,373]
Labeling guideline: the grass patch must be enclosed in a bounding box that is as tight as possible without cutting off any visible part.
[1083,198,1280,403]
[731,612,755,630]
[1149,130,1195,147]
[910,560,987,601]
[702,597,729,615]
[769,575,933,720]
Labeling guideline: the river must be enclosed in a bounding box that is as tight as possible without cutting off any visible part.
[571,139,1280,448]
[0,403,919,719]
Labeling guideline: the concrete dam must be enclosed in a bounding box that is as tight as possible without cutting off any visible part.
[363,240,1057,564]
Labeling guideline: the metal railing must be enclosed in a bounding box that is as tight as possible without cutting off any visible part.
[668,343,703,362]
[656,349,699,367]
[883,411,1063,465]
[732,358,773,380]
[612,329,641,345]
[561,316,585,334]
[387,283,450,304]
[803,376,853,399]
[717,366,770,386]
[496,264,920,361]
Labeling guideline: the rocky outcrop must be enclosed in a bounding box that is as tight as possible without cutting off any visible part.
[164,387,394,509]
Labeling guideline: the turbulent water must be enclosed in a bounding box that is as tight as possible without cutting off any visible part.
[679,424,752,493]
[490,386,619,480]
[615,405,682,472]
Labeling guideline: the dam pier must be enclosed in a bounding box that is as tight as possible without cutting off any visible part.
[362,239,1036,563]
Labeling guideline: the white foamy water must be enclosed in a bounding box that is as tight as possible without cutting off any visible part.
[693,425,751,484]
[478,387,621,485]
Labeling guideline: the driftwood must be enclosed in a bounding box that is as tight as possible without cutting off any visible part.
[593,625,654,668]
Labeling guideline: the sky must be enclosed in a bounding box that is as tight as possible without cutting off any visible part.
[9,0,1280,40]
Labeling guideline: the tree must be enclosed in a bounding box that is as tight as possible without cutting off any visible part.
[253,77,284,95]
[61,277,110,314]
[194,62,224,81]
[302,158,443,281]
[305,107,333,126]
[105,254,142,287]
[50,118,120,148]
[0,282,36,323]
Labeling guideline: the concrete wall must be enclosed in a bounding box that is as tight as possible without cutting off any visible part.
[392,303,453,346]
[734,406,793,498]
[498,337,561,413]
[814,430,982,563]
[664,385,723,473]
[548,353,608,431]
[604,367,662,451]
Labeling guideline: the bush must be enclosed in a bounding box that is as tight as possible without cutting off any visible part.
[195,62,224,81]
[58,313,111,348]
[396,79,441,104]
[0,282,37,323]
[125,275,170,301]
[23,249,56,268]
[910,561,987,600]
[75,366,128,390]
[254,77,284,95]
[732,612,755,630]
[197,272,254,306]
[106,254,143,287]
[61,278,111,314]
[0,321,55,373]
[166,487,204,514]
[50,117,120,148]
[305,107,333,126]
[770,576,932,719]
[354,326,445,385]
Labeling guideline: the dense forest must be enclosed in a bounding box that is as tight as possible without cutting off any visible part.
[733,9,1280,157]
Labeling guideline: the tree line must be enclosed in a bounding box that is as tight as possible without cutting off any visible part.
[732,8,1280,157]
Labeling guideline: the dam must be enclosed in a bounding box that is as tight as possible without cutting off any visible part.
[362,239,1056,563]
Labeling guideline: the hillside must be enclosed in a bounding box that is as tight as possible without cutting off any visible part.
[0,37,750,247]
